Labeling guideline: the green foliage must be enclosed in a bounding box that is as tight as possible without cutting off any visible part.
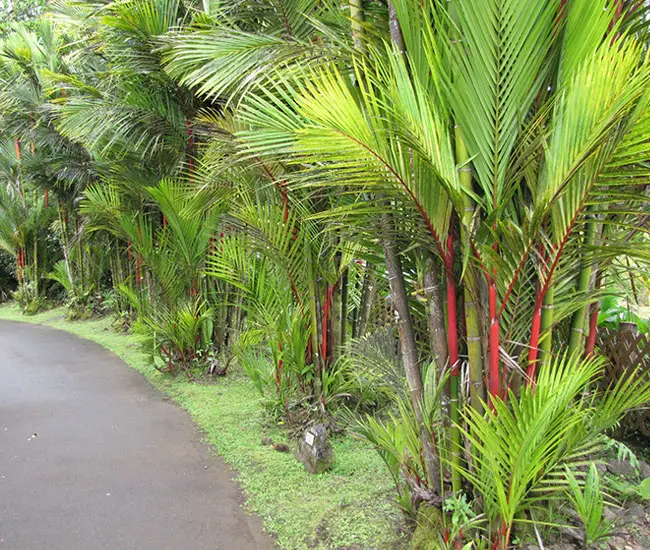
[12,281,47,314]
[565,463,614,546]
[0,0,45,36]
[635,477,650,500]
[47,259,72,294]
[459,353,650,546]
[0,250,17,299]
[355,363,447,518]
[598,295,649,334]
[132,296,213,379]
[4,2,650,549]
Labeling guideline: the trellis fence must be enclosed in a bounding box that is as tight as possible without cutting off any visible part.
[597,322,650,435]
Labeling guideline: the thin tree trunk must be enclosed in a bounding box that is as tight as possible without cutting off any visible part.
[59,203,75,295]
[382,211,441,493]
[455,127,484,413]
[385,2,440,492]
[488,276,500,405]
[424,255,448,376]
[331,281,341,361]
[33,226,38,297]
[568,213,599,355]
[32,190,38,297]
[349,0,365,50]
[585,271,603,357]
[464,271,484,412]
[387,2,405,54]
[444,233,462,493]
[306,243,323,383]
[354,262,376,338]
[215,283,229,350]
[340,268,348,348]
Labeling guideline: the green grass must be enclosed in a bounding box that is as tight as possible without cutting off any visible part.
[0,304,406,550]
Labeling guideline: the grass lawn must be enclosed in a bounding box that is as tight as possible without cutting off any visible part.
[0,304,405,549]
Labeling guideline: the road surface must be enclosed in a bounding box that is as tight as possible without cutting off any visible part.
[0,320,274,550]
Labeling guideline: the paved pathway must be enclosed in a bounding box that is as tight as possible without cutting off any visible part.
[0,320,274,550]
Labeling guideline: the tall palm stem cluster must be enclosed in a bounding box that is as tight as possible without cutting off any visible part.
[3,0,650,546]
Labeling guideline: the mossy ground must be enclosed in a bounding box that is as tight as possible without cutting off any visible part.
[0,304,407,549]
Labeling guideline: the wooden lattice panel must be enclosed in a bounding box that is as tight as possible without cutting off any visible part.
[597,326,650,435]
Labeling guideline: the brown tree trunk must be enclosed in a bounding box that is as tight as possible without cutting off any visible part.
[354,263,376,338]
[382,212,440,493]
[424,255,449,377]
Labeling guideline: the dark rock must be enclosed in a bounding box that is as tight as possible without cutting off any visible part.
[559,526,584,544]
[625,502,646,522]
[639,460,650,479]
[607,459,637,478]
[607,536,629,550]
[272,443,290,453]
[595,462,608,475]
[604,506,620,523]
[296,424,333,474]
[261,437,273,446]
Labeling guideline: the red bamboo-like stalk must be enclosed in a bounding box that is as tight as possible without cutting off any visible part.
[445,232,463,492]
[445,235,459,375]
[585,305,599,358]
[45,188,49,208]
[488,278,500,403]
[485,234,501,404]
[585,271,603,357]
[527,291,544,381]
[320,282,338,363]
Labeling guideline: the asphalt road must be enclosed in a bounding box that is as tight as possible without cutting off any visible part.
[0,320,274,550]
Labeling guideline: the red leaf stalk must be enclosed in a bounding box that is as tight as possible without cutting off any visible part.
[445,234,459,375]
[585,271,603,357]
[488,278,500,404]
[320,282,338,363]
[585,305,599,358]
[526,291,543,382]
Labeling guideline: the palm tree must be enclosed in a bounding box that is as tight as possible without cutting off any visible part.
[165,0,650,527]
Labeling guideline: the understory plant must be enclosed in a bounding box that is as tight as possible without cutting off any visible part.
[459,353,650,547]
[565,463,614,547]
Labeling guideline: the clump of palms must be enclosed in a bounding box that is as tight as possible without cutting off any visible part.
[2,0,650,548]
[460,353,650,547]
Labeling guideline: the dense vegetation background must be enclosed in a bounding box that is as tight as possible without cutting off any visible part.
[3,0,650,548]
